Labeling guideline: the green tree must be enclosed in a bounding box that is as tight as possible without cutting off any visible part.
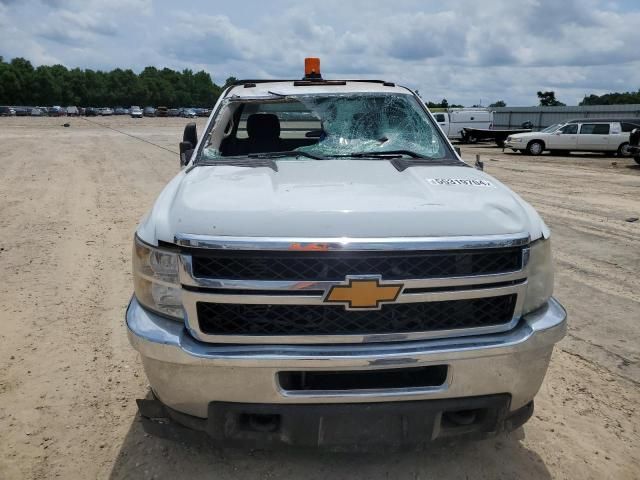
[224,76,238,87]
[32,66,61,105]
[0,56,225,108]
[425,98,463,109]
[48,64,70,104]
[489,100,506,107]
[537,91,565,106]
[67,68,87,105]
[0,62,21,104]
[580,90,640,105]
[192,70,220,106]
[9,57,35,104]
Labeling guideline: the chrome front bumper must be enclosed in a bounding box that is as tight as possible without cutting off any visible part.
[126,297,566,419]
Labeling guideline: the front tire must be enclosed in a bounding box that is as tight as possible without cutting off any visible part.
[617,142,632,158]
[634,155,640,166]
[526,140,544,155]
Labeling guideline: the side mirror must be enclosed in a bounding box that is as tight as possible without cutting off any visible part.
[183,122,198,145]
[179,141,193,167]
[454,146,461,157]
[180,123,198,166]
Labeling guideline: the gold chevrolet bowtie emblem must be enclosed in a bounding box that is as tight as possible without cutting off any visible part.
[325,278,403,310]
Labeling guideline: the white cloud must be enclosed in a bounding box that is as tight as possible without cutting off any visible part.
[0,0,638,105]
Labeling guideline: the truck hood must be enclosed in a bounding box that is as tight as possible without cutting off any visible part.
[509,131,546,140]
[138,160,547,244]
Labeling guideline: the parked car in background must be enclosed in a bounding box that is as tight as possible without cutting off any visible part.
[168,108,180,117]
[0,106,16,116]
[100,107,114,116]
[30,108,44,116]
[85,107,99,116]
[114,107,127,115]
[66,106,79,116]
[143,106,155,117]
[196,108,210,117]
[505,119,640,157]
[48,106,65,117]
[180,108,197,118]
[155,106,168,117]
[130,106,143,118]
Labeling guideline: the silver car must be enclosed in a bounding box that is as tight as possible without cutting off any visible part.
[505,119,640,157]
[130,106,143,118]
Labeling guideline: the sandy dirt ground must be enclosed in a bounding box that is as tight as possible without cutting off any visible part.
[0,116,638,479]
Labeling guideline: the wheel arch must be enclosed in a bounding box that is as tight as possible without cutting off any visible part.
[527,138,546,150]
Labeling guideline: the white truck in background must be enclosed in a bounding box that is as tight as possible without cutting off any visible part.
[432,108,493,141]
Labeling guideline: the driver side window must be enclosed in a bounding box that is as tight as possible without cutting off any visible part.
[559,124,578,134]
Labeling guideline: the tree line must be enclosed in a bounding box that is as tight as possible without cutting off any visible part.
[2,56,639,108]
[429,90,640,109]
[0,56,229,107]
[580,89,640,106]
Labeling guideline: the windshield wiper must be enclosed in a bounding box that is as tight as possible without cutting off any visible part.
[328,150,426,159]
[247,151,325,160]
[390,158,468,172]
[326,150,466,170]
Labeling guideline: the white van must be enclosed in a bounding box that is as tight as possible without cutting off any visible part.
[432,108,493,140]
[505,119,640,156]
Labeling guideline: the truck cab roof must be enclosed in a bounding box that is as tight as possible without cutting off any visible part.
[224,80,409,99]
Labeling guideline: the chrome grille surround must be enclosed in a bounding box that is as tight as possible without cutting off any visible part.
[175,233,530,345]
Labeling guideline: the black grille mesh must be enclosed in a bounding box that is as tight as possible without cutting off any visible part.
[197,294,517,336]
[191,248,522,281]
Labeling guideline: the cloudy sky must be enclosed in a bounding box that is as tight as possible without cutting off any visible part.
[1,0,639,106]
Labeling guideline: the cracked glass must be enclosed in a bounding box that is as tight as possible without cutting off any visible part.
[200,92,449,161]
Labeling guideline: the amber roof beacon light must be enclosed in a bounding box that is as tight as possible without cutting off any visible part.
[304,57,322,80]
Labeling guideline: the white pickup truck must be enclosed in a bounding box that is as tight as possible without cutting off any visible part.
[127,59,566,449]
[432,108,493,141]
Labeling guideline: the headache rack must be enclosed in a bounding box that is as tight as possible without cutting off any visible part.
[230,79,396,87]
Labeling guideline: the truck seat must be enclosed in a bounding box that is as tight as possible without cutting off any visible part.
[245,114,283,153]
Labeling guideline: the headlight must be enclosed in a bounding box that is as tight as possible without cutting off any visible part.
[523,238,554,315]
[512,138,523,143]
[133,235,183,320]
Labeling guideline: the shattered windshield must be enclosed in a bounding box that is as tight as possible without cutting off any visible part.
[199,93,452,162]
